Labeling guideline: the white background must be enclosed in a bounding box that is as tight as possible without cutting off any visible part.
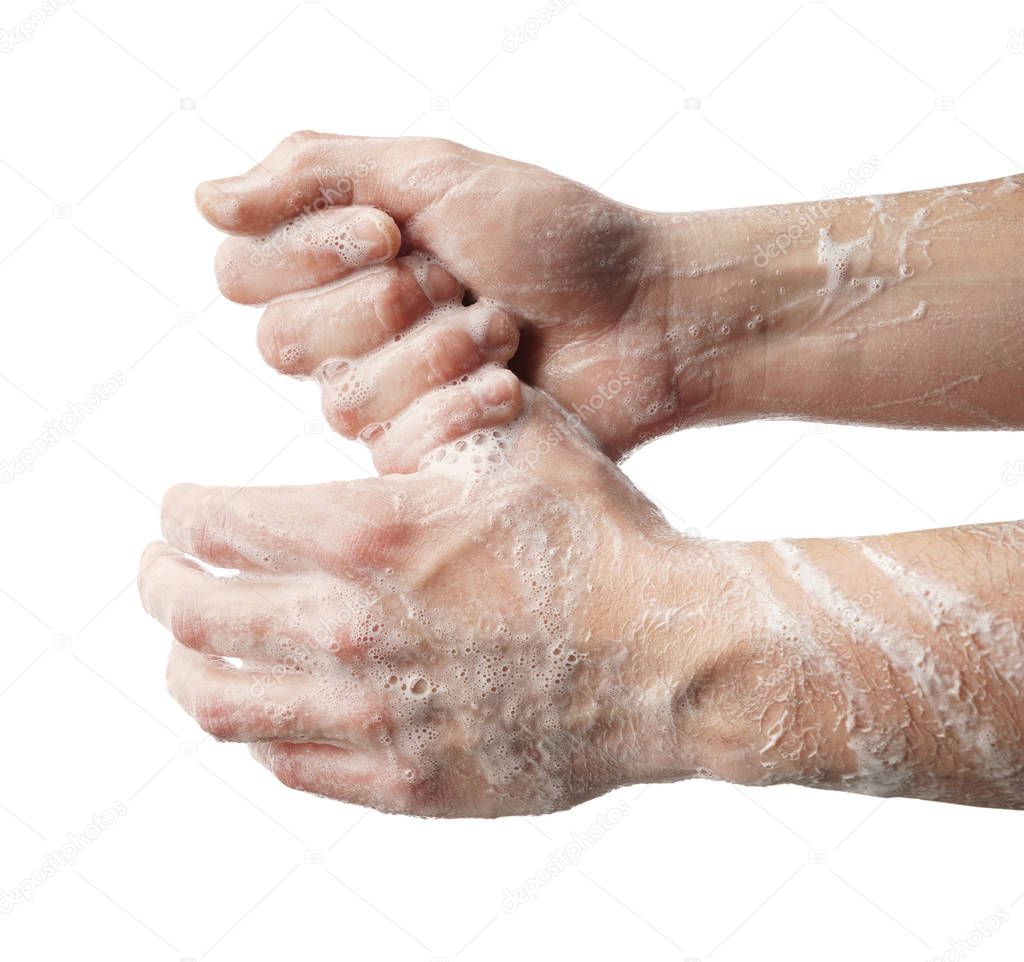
[1,0,1023,959]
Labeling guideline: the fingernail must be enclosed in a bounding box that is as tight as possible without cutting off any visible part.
[483,311,515,351]
[359,422,387,444]
[473,370,515,406]
[204,174,252,194]
[352,217,393,261]
[419,263,461,304]
[196,180,245,225]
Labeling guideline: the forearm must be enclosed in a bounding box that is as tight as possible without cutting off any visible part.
[676,521,1024,807]
[651,175,1024,428]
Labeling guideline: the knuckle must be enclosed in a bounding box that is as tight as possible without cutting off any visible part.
[170,593,210,651]
[375,270,427,333]
[266,131,338,185]
[282,129,326,155]
[320,481,407,569]
[420,326,477,385]
[420,136,465,158]
[267,747,305,790]
[189,516,219,562]
[336,514,402,568]
[195,700,239,741]
[165,662,241,741]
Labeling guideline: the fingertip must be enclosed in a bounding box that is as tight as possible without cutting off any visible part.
[420,260,462,304]
[140,540,171,570]
[195,179,243,230]
[249,741,273,766]
[354,209,401,265]
[213,238,251,304]
[382,217,402,262]
[138,540,168,604]
[476,366,523,411]
[160,482,198,540]
[479,309,519,358]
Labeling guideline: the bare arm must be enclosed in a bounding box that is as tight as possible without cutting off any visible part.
[682,520,1024,807]
[189,140,1024,812]
[657,175,1024,430]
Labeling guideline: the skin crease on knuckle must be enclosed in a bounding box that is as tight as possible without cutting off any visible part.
[315,298,517,442]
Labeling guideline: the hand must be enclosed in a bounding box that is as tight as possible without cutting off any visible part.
[139,387,720,816]
[197,132,713,459]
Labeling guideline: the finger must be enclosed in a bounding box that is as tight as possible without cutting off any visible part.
[139,542,320,658]
[250,741,401,810]
[322,303,519,438]
[258,254,462,376]
[167,643,385,744]
[371,367,523,475]
[215,205,401,304]
[159,479,406,574]
[196,132,476,236]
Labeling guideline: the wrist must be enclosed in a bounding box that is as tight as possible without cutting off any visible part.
[631,535,829,790]
[612,529,768,786]
[644,201,857,426]
[638,209,761,428]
